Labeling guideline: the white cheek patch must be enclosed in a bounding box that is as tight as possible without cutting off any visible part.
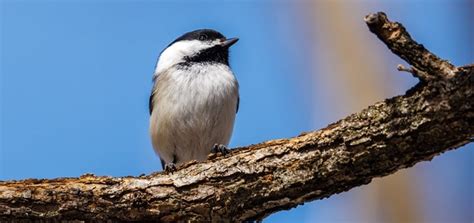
[155,40,216,74]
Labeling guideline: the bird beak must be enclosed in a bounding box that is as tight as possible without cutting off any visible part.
[221,38,239,48]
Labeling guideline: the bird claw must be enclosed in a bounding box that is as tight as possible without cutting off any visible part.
[164,163,177,173]
[211,144,230,155]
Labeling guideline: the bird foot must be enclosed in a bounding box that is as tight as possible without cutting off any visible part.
[164,163,177,173]
[211,144,230,155]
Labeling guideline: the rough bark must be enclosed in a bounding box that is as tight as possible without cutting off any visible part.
[0,12,472,222]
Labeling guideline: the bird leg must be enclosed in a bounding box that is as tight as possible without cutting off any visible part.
[161,157,177,173]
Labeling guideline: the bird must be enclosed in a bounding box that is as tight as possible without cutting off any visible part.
[149,29,240,171]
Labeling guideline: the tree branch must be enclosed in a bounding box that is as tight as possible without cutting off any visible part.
[364,12,458,80]
[1,12,473,222]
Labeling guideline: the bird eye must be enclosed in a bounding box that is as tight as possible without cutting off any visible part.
[199,34,208,41]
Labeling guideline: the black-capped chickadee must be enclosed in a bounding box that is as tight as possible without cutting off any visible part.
[149,29,239,171]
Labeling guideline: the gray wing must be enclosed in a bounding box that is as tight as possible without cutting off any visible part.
[149,75,158,115]
[236,96,239,113]
[149,90,155,115]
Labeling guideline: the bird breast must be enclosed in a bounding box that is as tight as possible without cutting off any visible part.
[149,63,239,165]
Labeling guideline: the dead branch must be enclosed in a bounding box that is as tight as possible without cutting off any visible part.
[1,12,472,222]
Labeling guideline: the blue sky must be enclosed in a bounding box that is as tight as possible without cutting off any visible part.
[1,1,316,178]
[1,0,472,222]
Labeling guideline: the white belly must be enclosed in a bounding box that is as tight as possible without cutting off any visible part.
[149,64,239,165]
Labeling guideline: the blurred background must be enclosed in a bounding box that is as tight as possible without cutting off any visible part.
[1,0,472,222]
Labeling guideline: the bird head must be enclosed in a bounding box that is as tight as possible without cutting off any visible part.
[155,29,239,74]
